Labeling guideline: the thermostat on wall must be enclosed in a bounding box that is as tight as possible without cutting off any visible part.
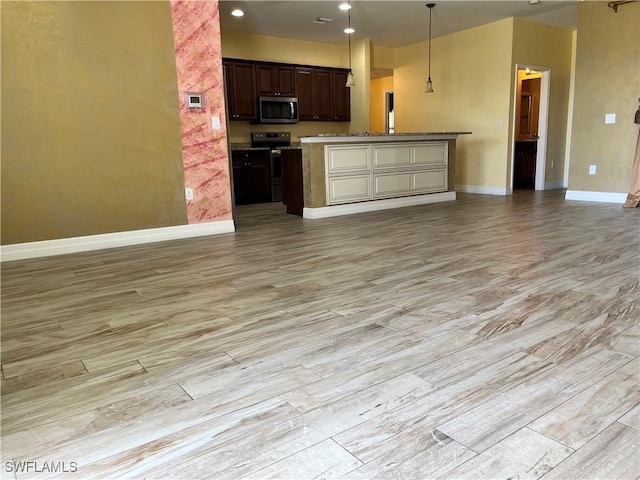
[186,93,204,109]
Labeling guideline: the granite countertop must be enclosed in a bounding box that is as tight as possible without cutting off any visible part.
[230,143,302,151]
[299,132,472,143]
[300,132,471,138]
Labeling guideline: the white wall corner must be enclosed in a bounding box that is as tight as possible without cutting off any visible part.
[1,220,236,262]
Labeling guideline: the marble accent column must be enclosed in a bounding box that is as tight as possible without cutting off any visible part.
[170,0,232,223]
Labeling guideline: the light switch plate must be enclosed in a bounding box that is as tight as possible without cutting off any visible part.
[212,116,221,130]
[589,165,597,175]
[605,113,616,124]
[185,187,194,200]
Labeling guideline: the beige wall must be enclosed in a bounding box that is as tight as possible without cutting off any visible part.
[371,45,395,71]
[1,1,187,245]
[370,76,394,133]
[394,19,515,188]
[221,30,346,67]
[568,1,640,193]
[512,18,573,187]
[349,38,372,133]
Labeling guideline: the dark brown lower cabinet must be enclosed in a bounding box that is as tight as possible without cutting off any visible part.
[514,141,537,189]
[232,150,271,204]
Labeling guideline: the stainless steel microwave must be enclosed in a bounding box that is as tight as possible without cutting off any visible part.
[258,96,299,124]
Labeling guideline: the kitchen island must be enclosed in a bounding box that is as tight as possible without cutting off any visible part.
[284,133,470,218]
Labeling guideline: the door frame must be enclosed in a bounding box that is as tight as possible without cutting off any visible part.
[511,64,551,191]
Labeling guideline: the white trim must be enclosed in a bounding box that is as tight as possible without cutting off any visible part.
[0,221,236,262]
[303,192,456,219]
[564,31,577,190]
[544,181,565,190]
[565,190,626,204]
[455,184,510,196]
[535,70,551,191]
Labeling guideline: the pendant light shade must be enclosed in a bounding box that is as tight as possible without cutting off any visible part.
[425,78,434,93]
[345,0,355,88]
[346,71,355,88]
[425,3,435,93]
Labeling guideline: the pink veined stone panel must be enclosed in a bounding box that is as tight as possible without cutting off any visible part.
[170,0,232,223]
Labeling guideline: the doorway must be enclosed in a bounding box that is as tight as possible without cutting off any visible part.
[385,92,395,133]
[512,65,550,191]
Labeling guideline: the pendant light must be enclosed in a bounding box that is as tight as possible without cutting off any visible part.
[345,0,355,88]
[425,3,435,93]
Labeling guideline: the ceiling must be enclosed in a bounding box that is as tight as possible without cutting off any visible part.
[219,1,578,49]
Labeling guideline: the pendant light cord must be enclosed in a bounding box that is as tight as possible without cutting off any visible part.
[428,4,432,80]
[348,6,352,71]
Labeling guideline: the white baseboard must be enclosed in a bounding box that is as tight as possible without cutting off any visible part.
[0,220,235,262]
[565,190,627,204]
[544,182,565,190]
[303,192,456,219]
[455,184,510,195]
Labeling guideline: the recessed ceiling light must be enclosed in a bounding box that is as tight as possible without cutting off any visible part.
[312,17,333,24]
[344,27,355,34]
[528,0,541,4]
[339,2,351,10]
[231,9,244,17]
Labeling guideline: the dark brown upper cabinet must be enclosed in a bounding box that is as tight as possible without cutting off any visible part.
[257,65,296,97]
[223,58,350,122]
[224,60,257,121]
[296,67,350,122]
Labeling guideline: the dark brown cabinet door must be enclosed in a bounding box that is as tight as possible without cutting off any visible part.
[246,160,271,201]
[224,61,257,121]
[514,141,536,189]
[257,65,296,97]
[314,69,333,121]
[276,66,296,97]
[232,160,248,203]
[231,150,271,204]
[332,70,351,121]
[295,68,315,121]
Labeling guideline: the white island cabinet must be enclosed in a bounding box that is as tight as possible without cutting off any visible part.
[299,133,470,219]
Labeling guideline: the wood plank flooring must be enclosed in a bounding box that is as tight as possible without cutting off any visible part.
[1,190,639,479]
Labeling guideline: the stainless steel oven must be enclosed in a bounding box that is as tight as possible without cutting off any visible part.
[251,132,291,202]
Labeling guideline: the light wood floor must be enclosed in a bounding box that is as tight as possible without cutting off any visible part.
[1,190,639,480]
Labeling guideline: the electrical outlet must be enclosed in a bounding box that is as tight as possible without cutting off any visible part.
[496,120,503,130]
[185,187,194,200]
[589,165,597,175]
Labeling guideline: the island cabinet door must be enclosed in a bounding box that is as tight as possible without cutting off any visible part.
[325,145,371,174]
[372,142,448,168]
[413,142,448,166]
[327,175,372,204]
[373,170,447,199]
